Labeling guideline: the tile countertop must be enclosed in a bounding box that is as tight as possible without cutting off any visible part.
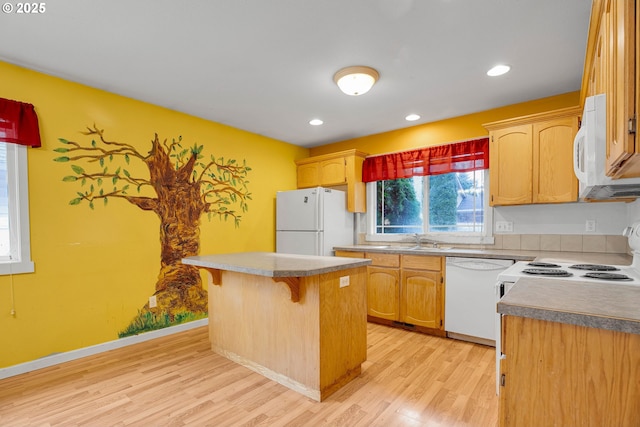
[333,245,633,265]
[498,277,640,335]
[182,252,372,277]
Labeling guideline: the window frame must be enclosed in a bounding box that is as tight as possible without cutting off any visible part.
[0,142,34,274]
[365,170,494,245]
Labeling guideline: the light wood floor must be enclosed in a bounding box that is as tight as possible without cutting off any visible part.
[0,323,498,426]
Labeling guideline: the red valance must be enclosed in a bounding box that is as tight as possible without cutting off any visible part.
[0,98,42,148]
[362,137,489,182]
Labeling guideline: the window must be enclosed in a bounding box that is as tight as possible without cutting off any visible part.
[370,169,488,236]
[0,141,34,274]
[0,98,39,275]
[363,138,493,244]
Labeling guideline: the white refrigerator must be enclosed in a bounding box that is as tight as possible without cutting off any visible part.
[276,187,354,256]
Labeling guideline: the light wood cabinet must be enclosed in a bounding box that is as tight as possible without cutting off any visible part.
[484,108,580,206]
[334,250,444,335]
[364,253,400,321]
[367,266,400,320]
[499,315,640,427]
[582,0,638,178]
[334,250,401,321]
[295,149,368,212]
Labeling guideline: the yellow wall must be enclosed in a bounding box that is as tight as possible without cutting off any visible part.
[0,61,308,368]
[310,91,580,156]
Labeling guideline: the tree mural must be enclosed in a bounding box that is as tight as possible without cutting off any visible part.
[54,125,252,337]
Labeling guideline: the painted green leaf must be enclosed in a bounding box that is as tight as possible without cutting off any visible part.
[91,139,97,147]
[53,147,69,153]
[54,156,70,162]
[69,198,82,205]
[71,165,85,174]
[89,201,94,210]
[104,197,108,206]
[58,138,69,144]
[123,169,131,178]
[125,154,130,164]
[62,176,78,182]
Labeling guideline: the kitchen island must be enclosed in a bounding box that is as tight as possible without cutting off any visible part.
[182,252,371,401]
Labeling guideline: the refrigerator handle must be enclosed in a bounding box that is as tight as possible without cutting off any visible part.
[317,231,323,256]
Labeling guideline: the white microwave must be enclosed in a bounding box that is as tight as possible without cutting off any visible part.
[573,94,640,199]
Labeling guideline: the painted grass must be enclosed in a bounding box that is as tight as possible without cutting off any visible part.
[118,310,208,338]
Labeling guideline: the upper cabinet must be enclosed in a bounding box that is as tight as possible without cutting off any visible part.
[484,107,581,207]
[295,149,368,212]
[582,0,638,178]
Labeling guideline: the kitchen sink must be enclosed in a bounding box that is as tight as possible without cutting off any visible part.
[409,246,454,252]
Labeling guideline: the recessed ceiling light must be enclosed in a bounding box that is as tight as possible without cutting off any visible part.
[487,64,511,77]
[309,119,323,126]
[405,114,420,121]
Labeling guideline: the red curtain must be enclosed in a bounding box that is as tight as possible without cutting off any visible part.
[0,98,42,148]
[362,137,489,182]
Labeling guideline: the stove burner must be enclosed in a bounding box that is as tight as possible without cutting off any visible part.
[582,272,633,281]
[569,264,620,272]
[527,262,561,268]
[522,268,573,277]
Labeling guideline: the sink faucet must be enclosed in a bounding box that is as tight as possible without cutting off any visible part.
[412,233,439,249]
[413,233,421,247]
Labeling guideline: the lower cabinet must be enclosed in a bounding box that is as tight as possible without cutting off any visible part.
[334,250,444,336]
[367,266,400,320]
[499,315,640,427]
[401,269,442,329]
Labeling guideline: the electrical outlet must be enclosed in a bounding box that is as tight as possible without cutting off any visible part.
[149,295,157,308]
[585,219,596,232]
[495,221,514,232]
[339,276,350,288]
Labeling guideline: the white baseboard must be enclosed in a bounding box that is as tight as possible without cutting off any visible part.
[0,318,209,380]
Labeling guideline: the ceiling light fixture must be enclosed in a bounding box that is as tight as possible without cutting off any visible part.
[487,64,511,77]
[333,66,379,96]
[309,119,323,126]
[405,114,420,121]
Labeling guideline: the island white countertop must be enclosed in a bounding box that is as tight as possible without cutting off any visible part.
[182,252,372,277]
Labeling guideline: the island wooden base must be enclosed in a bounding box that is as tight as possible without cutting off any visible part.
[204,266,367,402]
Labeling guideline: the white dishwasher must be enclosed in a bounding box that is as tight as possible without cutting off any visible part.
[445,257,515,346]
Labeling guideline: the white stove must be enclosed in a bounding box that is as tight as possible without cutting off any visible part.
[498,260,640,286]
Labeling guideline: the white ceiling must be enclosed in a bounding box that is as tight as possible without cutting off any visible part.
[0,0,592,148]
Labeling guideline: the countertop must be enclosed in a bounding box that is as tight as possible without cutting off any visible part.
[182,252,372,277]
[498,277,640,335]
[334,245,633,265]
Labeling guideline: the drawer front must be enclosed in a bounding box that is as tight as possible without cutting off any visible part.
[365,252,400,268]
[401,255,442,271]
[334,250,365,258]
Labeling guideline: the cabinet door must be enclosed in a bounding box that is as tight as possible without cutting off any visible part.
[319,158,346,186]
[400,269,442,329]
[532,116,579,203]
[297,162,320,188]
[605,0,637,177]
[367,266,400,320]
[489,125,533,206]
[499,315,640,427]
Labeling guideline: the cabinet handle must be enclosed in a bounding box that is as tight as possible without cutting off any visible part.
[500,374,506,387]
[628,116,636,134]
